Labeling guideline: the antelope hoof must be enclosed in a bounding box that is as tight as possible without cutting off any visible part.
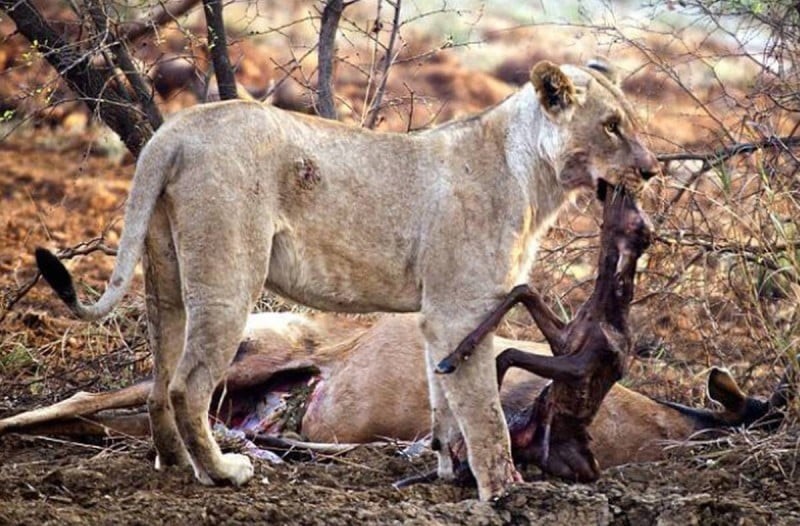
[435,356,458,374]
[543,439,600,483]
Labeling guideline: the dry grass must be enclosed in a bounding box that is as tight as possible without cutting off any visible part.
[0,293,149,407]
[663,422,800,481]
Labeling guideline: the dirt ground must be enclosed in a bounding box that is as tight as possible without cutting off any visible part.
[2,430,799,525]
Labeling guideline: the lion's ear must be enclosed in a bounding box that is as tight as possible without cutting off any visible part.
[530,61,577,122]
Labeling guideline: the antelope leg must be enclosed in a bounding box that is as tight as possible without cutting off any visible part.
[0,381,151,435]
[437,285,566,374]
[496,348,592,385]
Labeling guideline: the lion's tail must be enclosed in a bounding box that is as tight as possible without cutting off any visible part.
[36,142,182,321]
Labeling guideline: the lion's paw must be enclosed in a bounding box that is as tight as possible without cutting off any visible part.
[154,451,192,471]
[218,453,254,487]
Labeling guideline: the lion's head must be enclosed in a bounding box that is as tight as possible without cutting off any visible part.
[530,59,660,192]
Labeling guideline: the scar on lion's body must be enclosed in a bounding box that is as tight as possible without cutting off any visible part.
[294,158,320,190]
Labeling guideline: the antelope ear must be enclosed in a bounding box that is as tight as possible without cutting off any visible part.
[586,57,620,86]
[707,367,747,413]
[530,61,577,122]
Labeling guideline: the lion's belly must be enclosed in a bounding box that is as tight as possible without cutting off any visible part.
[264,231,422,313]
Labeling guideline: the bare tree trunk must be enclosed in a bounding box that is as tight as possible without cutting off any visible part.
[203,0,237,101]
[316,0,347,119]
[0,0,154,156]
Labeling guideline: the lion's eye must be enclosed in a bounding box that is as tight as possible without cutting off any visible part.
[604,120,620,135]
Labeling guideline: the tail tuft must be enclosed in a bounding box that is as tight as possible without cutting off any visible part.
[35,248,77,307]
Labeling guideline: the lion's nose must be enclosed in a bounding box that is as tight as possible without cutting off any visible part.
[636,150,660,180]
[638,166,659,181]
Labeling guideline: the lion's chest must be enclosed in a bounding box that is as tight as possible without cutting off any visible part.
[508,204,561,287]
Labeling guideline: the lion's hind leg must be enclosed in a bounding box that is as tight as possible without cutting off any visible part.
[144,204,191,469]
[167,218,272,487]
[169,301,255,486]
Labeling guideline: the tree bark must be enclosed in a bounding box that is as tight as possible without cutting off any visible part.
[87,0,163,130]
[202,0,237,101]
[316,0,346,119]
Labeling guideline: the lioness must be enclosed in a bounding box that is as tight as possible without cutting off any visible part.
[36,60,658,500]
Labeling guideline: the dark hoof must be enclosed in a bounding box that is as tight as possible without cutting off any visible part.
[435,357,458,374]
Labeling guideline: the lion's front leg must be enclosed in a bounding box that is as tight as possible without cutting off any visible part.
[421,313,521,501]
[424,350,460,480]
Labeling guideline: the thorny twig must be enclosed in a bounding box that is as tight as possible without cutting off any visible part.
[263,46,319,102]
[653,135,800,228]
[655,232,800,275]
[404,82,415,132]
[118,0,201,44]
[657,136,800,172]
[364,0,401,129]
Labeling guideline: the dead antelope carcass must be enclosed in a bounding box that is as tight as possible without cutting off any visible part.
[0,311,788,475]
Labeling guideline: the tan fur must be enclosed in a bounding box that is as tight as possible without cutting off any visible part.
[49,61,657,499]
[0,312,708,469]
[298,314,696,467]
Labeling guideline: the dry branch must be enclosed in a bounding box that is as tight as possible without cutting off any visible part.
[657,136,800,172]
[316,0,351,119]
[364,0,401,129]
[119,0,201,43]
[87,0,163,130]
[0,237,117,324]
[0,0,154,156]
[655,232,800,276]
